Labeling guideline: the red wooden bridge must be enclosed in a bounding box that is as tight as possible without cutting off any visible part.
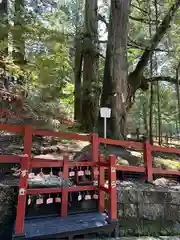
[0,124,180,239]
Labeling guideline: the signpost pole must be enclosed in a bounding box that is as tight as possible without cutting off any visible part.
[104,117,107,139]
[100,107,111,140]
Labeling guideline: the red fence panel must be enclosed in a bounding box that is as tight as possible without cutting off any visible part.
[144,140,153,181]
[61,157,69,217]
[98,137,143,150]
[15,126,32,234]
[108,155,117,220]
[0,124,24,133]
[98,155,105,213]
[33,129,90,142]
[152,145,180,155]
[2,123,180,236]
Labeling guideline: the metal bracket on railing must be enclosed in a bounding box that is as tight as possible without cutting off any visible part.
[111,181,116,188]
[21,170,28,177]
[19,188,26,196]
[111,167,116,173]
[93,180,98,186]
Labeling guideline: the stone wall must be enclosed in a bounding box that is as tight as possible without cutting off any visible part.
[2,179,180,238]
[0,184,17,240]
[117,179,180,236]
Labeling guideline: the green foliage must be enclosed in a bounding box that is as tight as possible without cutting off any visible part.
[4,1,74,125]
[0,0,180,135]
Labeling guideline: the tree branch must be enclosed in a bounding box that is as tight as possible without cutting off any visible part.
[99,53,105,59]
[128,43,174,52]
[99,40,107,43]
[131,3,148,15]
[147,76,177,84]
[129,15,160,25]
[98,14,109,28]
[100,37,174,52]
[133,0,180,75]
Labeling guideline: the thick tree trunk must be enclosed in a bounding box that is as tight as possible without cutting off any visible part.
[81,0,98,132]
[0,0,8,89]
[74,0,84,122]
[100,0,180,139]
[100,0,131,139]
[142,96,148,136]
[176,62,180,128]
[12,0,26,85]
[128,0,180,104]
[0,0,8,56]
[74,34,83,121]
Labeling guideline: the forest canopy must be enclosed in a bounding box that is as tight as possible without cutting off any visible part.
[0,0,180,142]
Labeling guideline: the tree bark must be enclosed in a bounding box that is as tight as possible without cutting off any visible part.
[99,0,180,139]
[74,34,83,122]
[81,0,99,132]
[100,0,131,139]
[132,0,180,76]
[128,0,180,101]
[176,62,180,128]
[12,0,26,75]
[0,0,8,56]
[142,95,148,136]
[74,0,84,122]
[0,0,8,89]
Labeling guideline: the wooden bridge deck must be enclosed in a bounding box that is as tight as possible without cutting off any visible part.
[13,212,117,239]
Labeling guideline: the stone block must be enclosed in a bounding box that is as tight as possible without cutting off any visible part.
[169,192,180,205]
[139,203,164,220]
[124,203,138,218]
[164,204,180,220]
[118,189,138,204]
[0,187,15,204]
[138,190,167,204]
[117,203,124,218]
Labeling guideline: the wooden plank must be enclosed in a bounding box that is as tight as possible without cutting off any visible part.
[0,155,21,163]
[15,126,32,234]
[99,155,105,212]
[68,186,97,192]
[0,124,24,133]
[61,157,69,217]
[32,129,90,141]
[152,145,180,155]
[144,141,153,181]
[108,155,117,220]
[116,165,145,172]
[153,168,180,175]
[27,188,62,195]
[98,137,143,149]
[69,161,97,167]
[31,159,64,168]
[100,186,109,193]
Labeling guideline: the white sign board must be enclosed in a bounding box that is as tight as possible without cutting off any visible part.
[100,107,111,118]
[100,107,111,139]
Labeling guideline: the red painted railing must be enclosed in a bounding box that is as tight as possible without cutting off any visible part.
[0,124,180,234]
[99,136,180,181]
[14,154,117,235]
[1,124,180,181]
[0,124,180,181]
[0,124,117,235]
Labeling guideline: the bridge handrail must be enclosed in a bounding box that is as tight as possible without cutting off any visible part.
[1,123,180,235]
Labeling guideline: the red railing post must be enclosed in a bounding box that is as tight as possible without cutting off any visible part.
[91,132,99,162]
[61,155,69,217]
[144,139,153,182]
[108,155,117,221]
[98,154,105,212]
[15,125,32,235]
[91,132,99,181]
